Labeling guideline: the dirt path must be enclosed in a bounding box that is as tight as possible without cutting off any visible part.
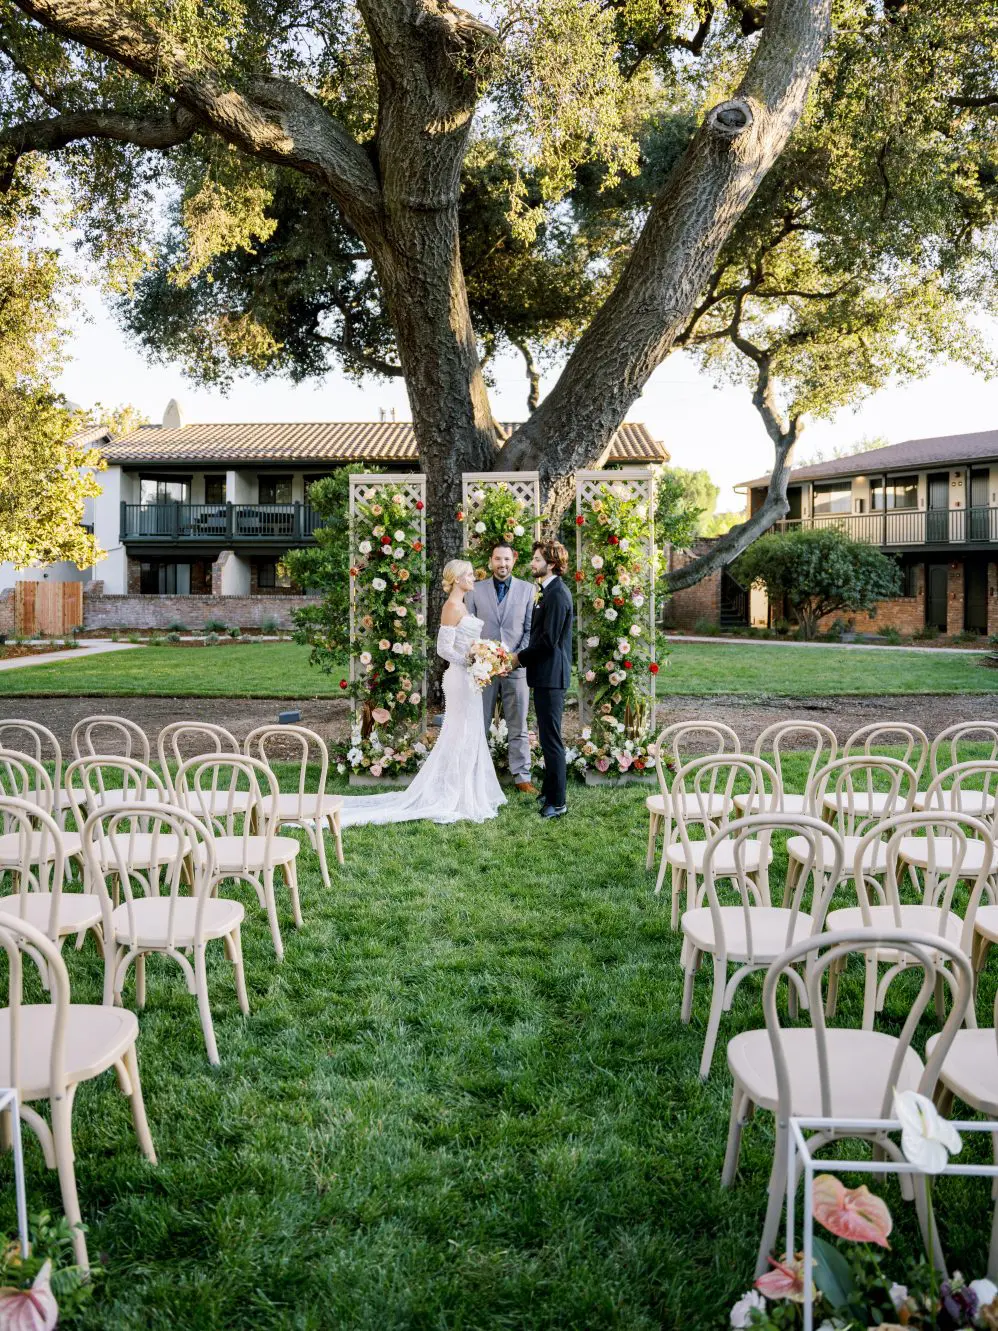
[4,692,996,753]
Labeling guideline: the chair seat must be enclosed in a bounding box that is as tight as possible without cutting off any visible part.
[258,793,344,820]
[0,893,103,935]
[183,789,252,818]
[913,788,993,815]
[111,896,244,947]
[896,835,989,874]
[681,906,813,959]
[645,792,729,818]
[822,791,894,817]
[60,787,168,812]
[727,1027,923,1116]
[211,835,300,871]
[0,830,83,863]
[665,840,773,873]
[926,1028,998,1116]
[974,906,998,945]
[98,832,189,868]
[733,793,806,816]
[0,1004,139,1101]
[786,833,889,874]
[825,904,965,953]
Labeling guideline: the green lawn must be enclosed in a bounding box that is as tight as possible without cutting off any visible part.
[1,754,994,1329]
[1,639,995,696]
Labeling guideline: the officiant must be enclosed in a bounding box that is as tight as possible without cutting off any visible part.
[465,541,537,795]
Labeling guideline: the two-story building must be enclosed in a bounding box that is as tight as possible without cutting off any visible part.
[1,400,669,632]
[666,428,998,637]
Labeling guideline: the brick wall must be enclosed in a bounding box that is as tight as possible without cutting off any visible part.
[947,562,964,637]
[0,588,12,636]
[829,565,926,635]
[989,563,998,637]
[662,544,722,629]
[81,582,318,630]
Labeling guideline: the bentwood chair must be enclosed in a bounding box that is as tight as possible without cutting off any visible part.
[0,721,63,823]
[914,724,998,814]
[837,722,929,819]
[244,725,344,887]
[157,722,248,832]
[647,722,740,897]
[733,720,838,817]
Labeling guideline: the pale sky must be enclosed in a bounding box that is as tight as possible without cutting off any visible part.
[56,281,998,510]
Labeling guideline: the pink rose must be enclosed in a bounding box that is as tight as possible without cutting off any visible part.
[595,757,611,773]
[369,763,383,777]
[371,707,391,724]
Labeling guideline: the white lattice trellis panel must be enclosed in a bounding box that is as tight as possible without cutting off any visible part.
[348,473,427,712]
[575,470,657,728]
[461,472,541,547]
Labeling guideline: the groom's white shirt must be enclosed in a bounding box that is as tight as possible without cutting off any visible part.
[539,574,556,590]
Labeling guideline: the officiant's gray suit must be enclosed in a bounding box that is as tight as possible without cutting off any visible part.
[465,574,534,783]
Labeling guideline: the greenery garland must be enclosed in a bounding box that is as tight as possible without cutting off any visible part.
[458,482,534,578]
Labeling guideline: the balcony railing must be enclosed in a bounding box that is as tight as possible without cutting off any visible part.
[776,507,998,548]
[120,502,322,543]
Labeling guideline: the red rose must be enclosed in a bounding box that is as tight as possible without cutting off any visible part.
[595,574,605,585]
[633,758,645,771]
[456,510,464,521]
[349,567,359,577]
[412,541,423,552]
[576,515,585,526]
[624,660,633,670]
[416,500,424,510]
[381,535,391,545]
[339,679,348,689]
[614,596,625,606]
[649,662,660,675]
[608,534,619,545]
[574,571,584,583]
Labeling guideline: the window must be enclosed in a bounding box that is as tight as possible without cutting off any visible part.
[140,561,192,594]
[256,561,292,591]
[871,475,919,510]
[812,481,852,515]
[903,563,919,597]
[258,475,293,504]
[140,475,191,505]
[204,475,226,504]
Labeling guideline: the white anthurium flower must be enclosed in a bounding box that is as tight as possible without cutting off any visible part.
[358,540,372,555]
[371,577,387,591]
[729,1289,766,1327]
[586,635,600,648]
[893,1088,963,1173]
[605,608,618,621]
[969,1278,998,1309]
[474,521,486,534]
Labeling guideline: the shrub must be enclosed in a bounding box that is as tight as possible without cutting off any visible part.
[203,617,227,632]
[148,634,165,646]
[952,628,982,644]
[880,626,903,645]
[165,620,188,633]
[127,632,142,643]
[205,632,220,646]
[259,616,280,633]
[166,631,181,644]
[227,626,242,638]
[693,617,720,636]
[914,623,939,640]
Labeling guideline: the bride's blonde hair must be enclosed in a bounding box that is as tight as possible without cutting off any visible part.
[442,558,473,593]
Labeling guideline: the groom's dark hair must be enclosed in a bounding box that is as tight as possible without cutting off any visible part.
[533,539,568,575]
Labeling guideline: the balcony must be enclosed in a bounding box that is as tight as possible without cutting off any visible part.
[777,507,998,548]
[121,502,322,544]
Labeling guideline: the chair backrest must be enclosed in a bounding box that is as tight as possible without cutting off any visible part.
[762,928,973,1118]
[929,722,998,782]
[753,720,837,797]
[243,724,329,819]
[174,754,281,869]
[852,810,995,953]
[64,754,169,823]
[71,714,150,765]
[0,796,65,916]
[0,913,71,1102]
[844,722,929,780]
[0,749,54,816]
[0,721,61,797]
[156,722,240,793]
[671,753,780,849]
[81,802,216,950]
[923,760,998,828]
[701,814,844,961]
[806,755,917,838]
[651,721,741,800]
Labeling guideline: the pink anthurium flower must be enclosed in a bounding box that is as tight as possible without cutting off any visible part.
[371,707,392,725]
[813,1174,892,1248]
[0,1259,59,1331]
[755,1255,809,1303]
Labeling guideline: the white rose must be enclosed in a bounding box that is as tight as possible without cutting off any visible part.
[392,642,404,653]
[410,692,421,704]
[359,651,372,665]
[394,529,405,541]
[630,624,642,636]
[584,669,596,682]
[415,613,425,625]
[371,577,387,591]
[336,763,346,775]
[358,540,372,555]
[402,642,413,654]
[605,608,617,621]
[586,635,600,648]
[393,494,406,508]
[581,728,591,740]
[613,650,622,661]
[382,545,393,557]
[617,638,630,653]
[513,525,524,536]
[414,741,427,754]
[624,740,633,751]
[729,1290,765,1329]
[591,555,604,570]
[474,521,486,534]
[632,594,645,608]
[473,489,485,502]
[612,585,622,596]
[619,537,629,550]
[393,547,405,558]
[396,605,408,616]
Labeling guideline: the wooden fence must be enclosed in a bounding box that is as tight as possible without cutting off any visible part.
[14,581,83,637]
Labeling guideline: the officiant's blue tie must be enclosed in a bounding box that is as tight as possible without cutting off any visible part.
[495,579,508,604]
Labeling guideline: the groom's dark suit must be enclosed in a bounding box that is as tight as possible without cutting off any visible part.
[517,575,573,809]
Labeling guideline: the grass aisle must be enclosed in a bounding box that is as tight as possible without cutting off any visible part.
[1,639,996,696]
[0,757,992,1328]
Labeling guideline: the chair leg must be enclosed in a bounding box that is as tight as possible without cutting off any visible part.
[135,952,146,1010]
[227,927,250,1016]
[670,868,683,929]
[782,856,801,910]
[193,943,220,1066]
[755,1122,789,1277]
[722,1087,749,1187]
[681,948,698,1024]
[699,954,726,1081]
[825,955,842,1019]
[314,816,331,890]
[330,812,344,867]
[862,952,878,1030]
[122,1044,157,1164]
[286,859,303,929]
[654,847,669,899]
[646,813,660,871]
[51,1092,88,1272]
[262,868,284,961]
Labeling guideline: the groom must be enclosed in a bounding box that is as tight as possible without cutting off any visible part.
[510,540,573,820]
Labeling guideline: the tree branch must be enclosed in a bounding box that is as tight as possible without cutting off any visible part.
[10,0,384,239]
[0,44,65,110]
[948,93,998,109]
[314,331,403,378]
[511,337,541,412]
[0,104,197,192]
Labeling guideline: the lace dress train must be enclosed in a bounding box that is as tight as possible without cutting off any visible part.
[337,615,507,827]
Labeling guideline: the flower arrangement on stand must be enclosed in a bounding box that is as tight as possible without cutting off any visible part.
[343,480,429,780]
[574,480,665,780]
[459,483,533,577]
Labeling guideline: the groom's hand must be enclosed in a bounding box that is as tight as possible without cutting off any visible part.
[509,653,519,670]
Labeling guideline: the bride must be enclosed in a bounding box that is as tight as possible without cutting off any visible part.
[337,559,507,827]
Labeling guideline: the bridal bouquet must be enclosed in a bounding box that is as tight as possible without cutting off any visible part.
[467,638,510,690]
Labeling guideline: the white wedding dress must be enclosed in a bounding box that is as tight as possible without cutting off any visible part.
[337,614,507,827]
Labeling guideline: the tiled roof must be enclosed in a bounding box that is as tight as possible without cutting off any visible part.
[103,419,668,466]
[69,425,113,450]
[741,428,998,489]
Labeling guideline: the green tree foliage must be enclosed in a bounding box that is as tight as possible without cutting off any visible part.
[732,527,902,640]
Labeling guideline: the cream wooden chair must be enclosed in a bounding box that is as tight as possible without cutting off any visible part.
[663,753,779,929]
[681,813,842,1079]
[174,754,302,960]
[0,721,63,822]
[723,927,972,1276]
[785,754,918,907]
[157,722,249,831]
[244,724,344,888]
[647,723,741,898]
[0,750,85,877]
[904,762,998,909]
[836,721,928,819]
[0,912,156,1269]
[63,714,159,819]
[84,801,247,1065]
[64,756,178,895]
[914,723,998,813]
[734,720,838,817]
[825,810,994,1027]
[0,797,107,953]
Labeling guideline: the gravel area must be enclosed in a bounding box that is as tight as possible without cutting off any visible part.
[4,692,997,753]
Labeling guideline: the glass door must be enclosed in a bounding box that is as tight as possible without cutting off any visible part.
[926,473,949,544]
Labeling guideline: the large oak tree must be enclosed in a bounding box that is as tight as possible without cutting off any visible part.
[1,0,995,605]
